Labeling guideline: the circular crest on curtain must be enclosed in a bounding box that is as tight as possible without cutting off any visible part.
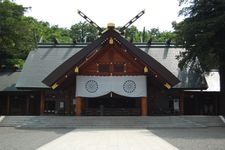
[123,80,136,93]
[76,76,146,97]
[85,80,98,93]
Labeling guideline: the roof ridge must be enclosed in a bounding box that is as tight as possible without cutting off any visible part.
[42,29,180,88]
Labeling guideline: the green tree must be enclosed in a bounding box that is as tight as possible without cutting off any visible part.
[26,18,72,43]
[124,26,175,43]
[0,0,36,68]
[147,28,160,42]
[124,26,140,42]
[174,0,225,114]
[46,25,71,43]
[70,22,98,42]
[154,31,176,42]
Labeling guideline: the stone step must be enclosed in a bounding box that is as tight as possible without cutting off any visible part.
[0,116,224,129]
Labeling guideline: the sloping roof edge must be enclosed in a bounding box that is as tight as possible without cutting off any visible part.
[42,29,180,87]
[112,30,180,86]
[42,29,113,86]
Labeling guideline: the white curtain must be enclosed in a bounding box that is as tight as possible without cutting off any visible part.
[76,76,147,97]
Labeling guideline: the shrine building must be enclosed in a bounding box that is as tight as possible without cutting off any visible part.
[0,22,220,116]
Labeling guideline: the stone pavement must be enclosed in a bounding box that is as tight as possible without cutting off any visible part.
[1,116,224,128]
[1,127,225,150]
[0,116,225,150]
[37,129,179,150]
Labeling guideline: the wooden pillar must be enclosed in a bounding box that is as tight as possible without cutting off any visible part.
[180,91,184,115]
[153,90,158,113]
[65,91,70,115]
[149,86,159,114]
[75,97,82,116]
[26,95,30,115]
[6,95,10,115]
[141,97,148,116]
[40,91,45,115]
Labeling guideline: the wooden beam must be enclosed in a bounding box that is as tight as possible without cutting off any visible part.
[141,97,148,116]
[75,97,82,116]
[6,95,10,115]
[40,91,45,115]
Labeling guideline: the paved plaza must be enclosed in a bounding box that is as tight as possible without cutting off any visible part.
[37,129,178,150]
[0,127,225,150]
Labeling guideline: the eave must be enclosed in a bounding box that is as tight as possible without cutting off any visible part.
[42,29,180,89]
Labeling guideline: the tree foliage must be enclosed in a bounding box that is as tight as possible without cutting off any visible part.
[70,22,98,42]
[174,0,225,71]
[174,0,225,114]
[0,0,176,68]
[125,26,175,43]
[25,17,72,43]
[0,0,36,67]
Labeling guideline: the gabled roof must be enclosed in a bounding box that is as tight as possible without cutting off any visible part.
[42,29,180,88]
[15,44,208,90]
[0,71,21,91]
[142,47,207,89]
[15,30,208,90]
[185,71,220,92]
[16,46,81,89]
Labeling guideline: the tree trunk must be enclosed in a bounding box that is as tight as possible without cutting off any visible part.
[219,65,225,115]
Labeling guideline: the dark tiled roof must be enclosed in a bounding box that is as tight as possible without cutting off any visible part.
[16,46,82,89]
[141,47,207,89]
[42,29,180,87]
[0,71,21,91]
[15,31,207,89]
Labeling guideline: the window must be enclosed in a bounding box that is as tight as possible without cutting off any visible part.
[114,64,124,72]
[98,64,110,72]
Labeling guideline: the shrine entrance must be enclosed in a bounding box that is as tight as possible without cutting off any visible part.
[83,94,141,116]
[74,76,148,116]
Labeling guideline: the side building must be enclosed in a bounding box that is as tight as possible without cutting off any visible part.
[0,26,220,116]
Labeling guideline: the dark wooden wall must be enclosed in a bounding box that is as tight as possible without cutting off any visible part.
[79,41,145,76]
